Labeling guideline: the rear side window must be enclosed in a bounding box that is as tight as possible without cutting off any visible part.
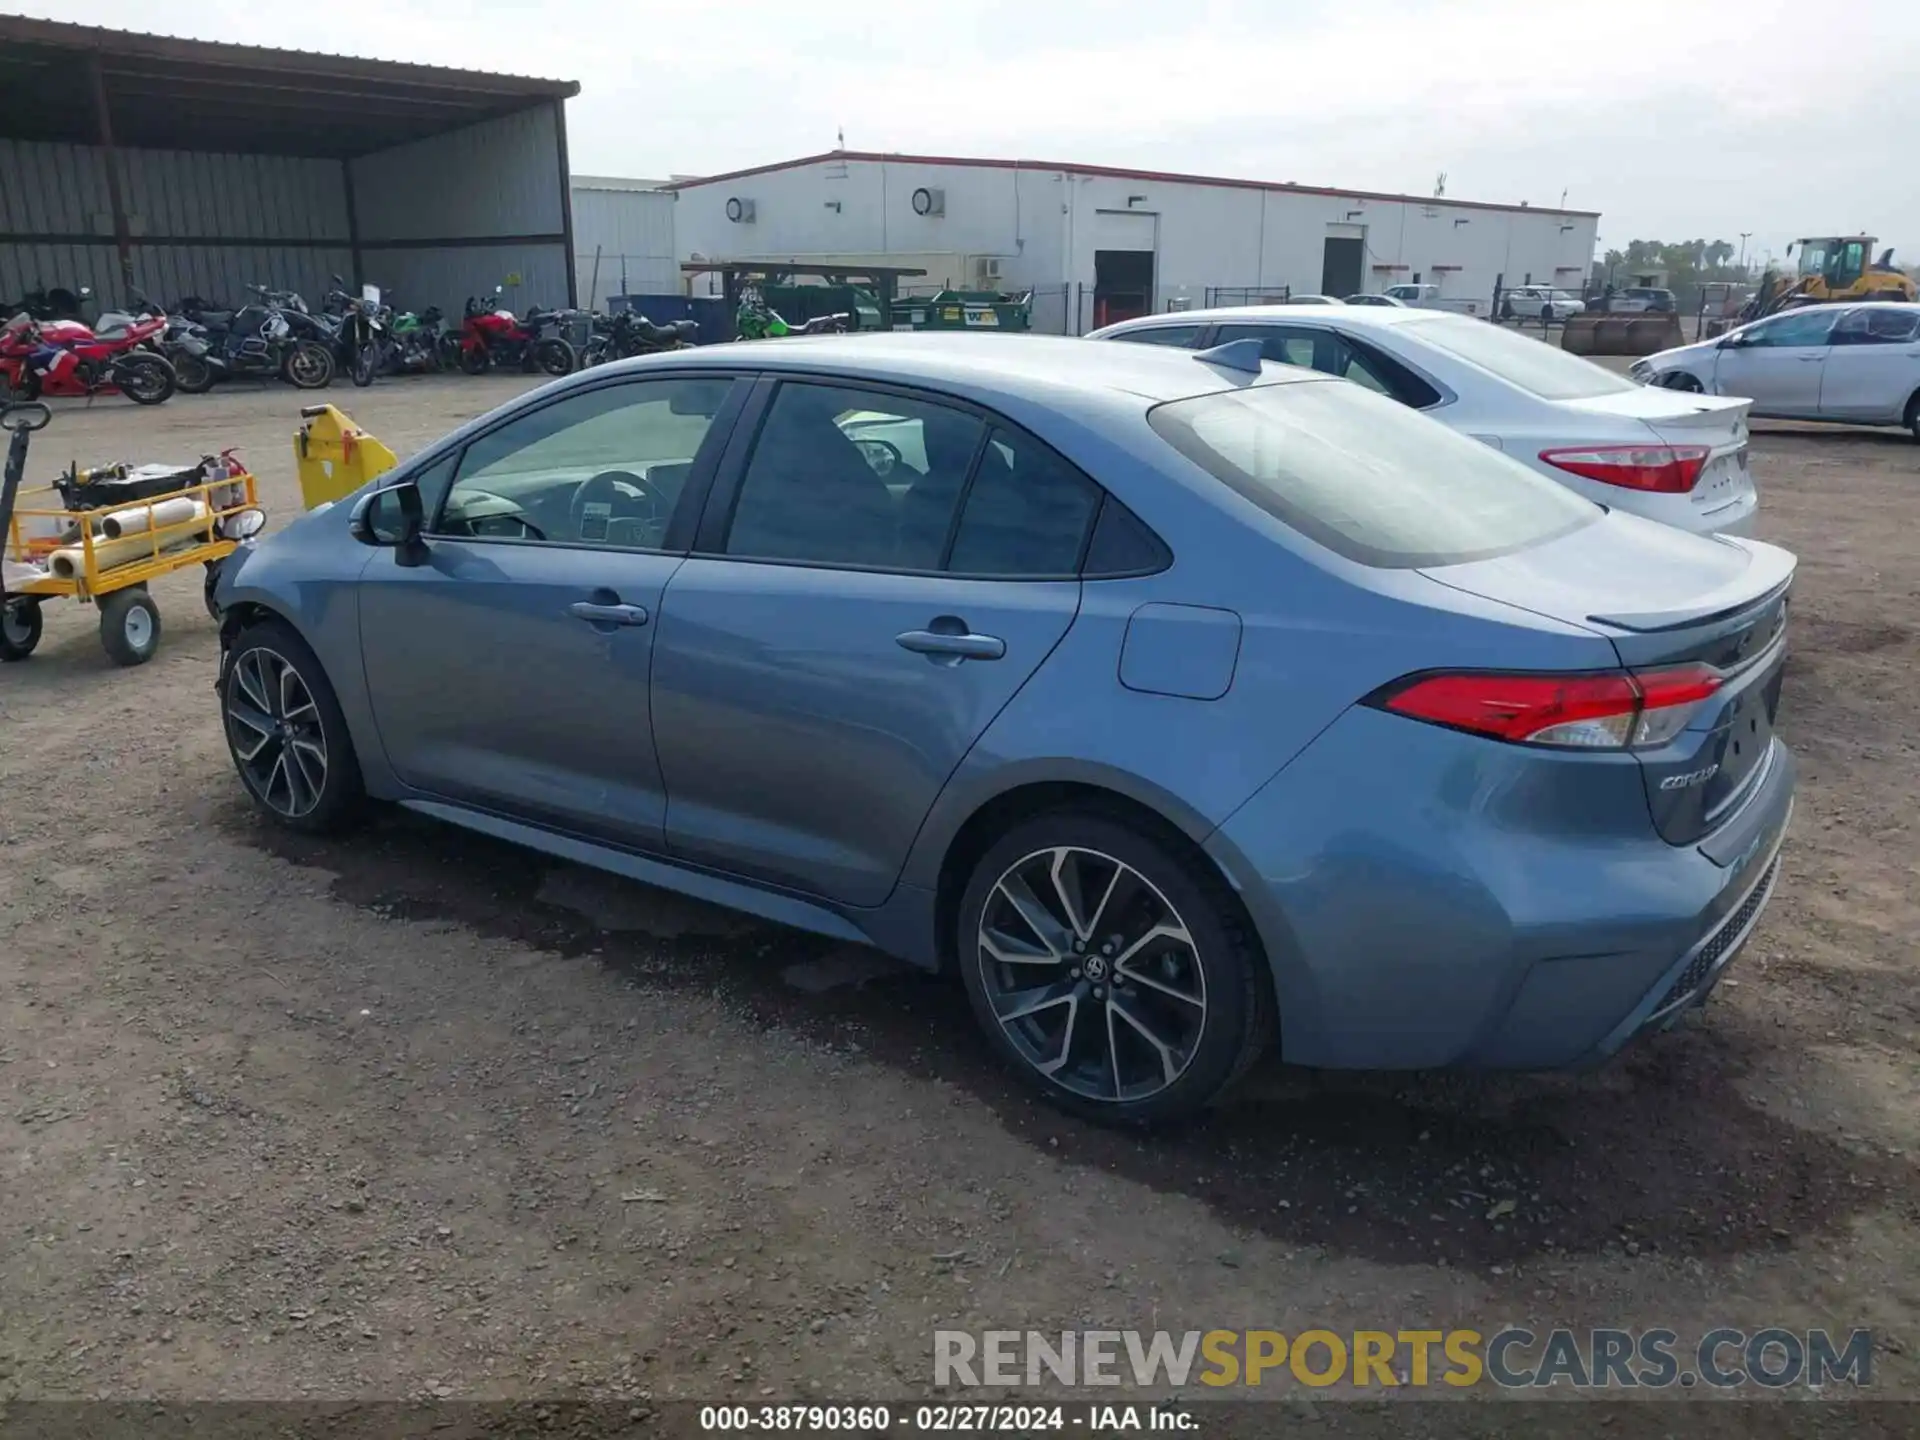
[1108,324,1203,348]
[1148,379,1597,568]
[1405,315,1637,399]
[947,428,1101,577]
[1213,323,1442,409]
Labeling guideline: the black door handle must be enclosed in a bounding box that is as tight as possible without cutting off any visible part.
[569,600,649,627]
[896,627,1005,663]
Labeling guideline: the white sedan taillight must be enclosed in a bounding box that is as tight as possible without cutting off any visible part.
[1539,444,1712,494]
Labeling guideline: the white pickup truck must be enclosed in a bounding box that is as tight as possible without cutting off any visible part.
[1381,283,1483,316]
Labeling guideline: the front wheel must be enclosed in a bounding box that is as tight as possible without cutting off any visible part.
[535,338,576,376]
[221,618,364,833]
[285,342,334,389]
[458,343,490,376]
[1905,391,1920,444]
[1662,371,1704,392]
[0,598,42,661]
[351,344,377,387]
[115,353,176,405]
[956,812,1274,1126]
[99,587,162,666]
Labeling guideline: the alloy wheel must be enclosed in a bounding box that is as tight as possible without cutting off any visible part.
[975,846,1207,1104]
[288,346,330,387]
[225,647,329,819]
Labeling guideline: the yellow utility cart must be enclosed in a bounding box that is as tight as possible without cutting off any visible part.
[1,401,265,666]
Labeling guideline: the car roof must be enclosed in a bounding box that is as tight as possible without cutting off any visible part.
[595,330,1320,405]
[1094,303,1442,334]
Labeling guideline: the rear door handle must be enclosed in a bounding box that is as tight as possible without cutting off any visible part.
[896,628,1006,662]
[1797,355,1825,362]
[569,601,649,627]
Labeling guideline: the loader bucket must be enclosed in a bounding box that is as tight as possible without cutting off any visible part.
[1560,312,1684,357]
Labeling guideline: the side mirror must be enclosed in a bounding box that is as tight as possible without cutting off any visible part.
[349,480,428,566]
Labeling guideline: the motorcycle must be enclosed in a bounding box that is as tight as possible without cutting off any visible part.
[386,306,452,373]
[456,287,575,376]
[0,311,176,405]
[734,286,851,340]
[4,284,92,322]
[581,309,699,366]
[324,276,391,388]
[174,287,334,391]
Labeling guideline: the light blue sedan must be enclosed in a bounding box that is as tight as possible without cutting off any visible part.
[216,333,1796,1124]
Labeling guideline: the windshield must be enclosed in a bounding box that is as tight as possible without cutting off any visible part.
[1147,378,1598,568]
[1403,314,1638,400]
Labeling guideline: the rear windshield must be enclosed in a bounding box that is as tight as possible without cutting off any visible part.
[1147,378,1598,568]
[1403,314,1638,400]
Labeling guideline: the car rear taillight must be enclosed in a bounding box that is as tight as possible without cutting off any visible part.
[1371,665,1723,749]
[1538,444,1711,493]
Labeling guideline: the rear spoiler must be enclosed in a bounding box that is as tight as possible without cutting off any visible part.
[1587,539,1796,633]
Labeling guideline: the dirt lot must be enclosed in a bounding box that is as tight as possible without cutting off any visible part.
[3,376,1919,1418]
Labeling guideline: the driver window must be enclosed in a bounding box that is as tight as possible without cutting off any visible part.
[1744,311,1837,348]
[437,378,733,549]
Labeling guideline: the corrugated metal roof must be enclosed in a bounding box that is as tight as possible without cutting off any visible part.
[573,175,674,192]
[666,150,1601,221]
[0,15,578,159]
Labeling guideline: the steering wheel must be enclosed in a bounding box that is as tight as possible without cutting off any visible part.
[854,437,902,478]
[569,469,659,544]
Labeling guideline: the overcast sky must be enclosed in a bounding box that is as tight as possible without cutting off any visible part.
[19,0,1920,266]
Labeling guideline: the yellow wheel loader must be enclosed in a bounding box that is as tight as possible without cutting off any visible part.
[1746,236,1916,319]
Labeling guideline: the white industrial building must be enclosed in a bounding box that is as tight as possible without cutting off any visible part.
[671,151,1599,332]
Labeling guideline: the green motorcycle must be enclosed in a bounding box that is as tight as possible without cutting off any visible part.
[387,306,455,373]
[735,285,851,341]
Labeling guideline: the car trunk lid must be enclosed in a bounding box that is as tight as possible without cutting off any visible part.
[1556,389,1755,522]
[1421,513,1794,845]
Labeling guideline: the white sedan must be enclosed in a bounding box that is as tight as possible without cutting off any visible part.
[1090,305,1756,535]
[1502,286,1587,322]
[1632,302,1920,441]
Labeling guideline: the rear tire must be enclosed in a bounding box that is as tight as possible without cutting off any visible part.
[1906,390,1920,443]
[99,587,161,666]
[536,338,576,376]
[955,810,1275,1127]
[172,352,216,394]
[0,598,42,661]
[115,353,176,405]
[220,617,364,834]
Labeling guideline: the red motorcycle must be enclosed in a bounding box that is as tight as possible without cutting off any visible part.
[456,289,575,377]
[0,312,176,405]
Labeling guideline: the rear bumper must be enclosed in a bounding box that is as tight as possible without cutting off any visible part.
[1205,707,1797,1071]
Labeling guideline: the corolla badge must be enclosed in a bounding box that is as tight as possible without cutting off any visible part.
[1660,764,1720,791]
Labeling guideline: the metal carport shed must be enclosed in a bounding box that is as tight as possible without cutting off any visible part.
[0,16,579,319]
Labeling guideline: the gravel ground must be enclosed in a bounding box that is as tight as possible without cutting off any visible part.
[3,375,1918,1419]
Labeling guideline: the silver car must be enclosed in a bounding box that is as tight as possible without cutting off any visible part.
[1092,306,1757,535]
[1633,302,1920,440]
